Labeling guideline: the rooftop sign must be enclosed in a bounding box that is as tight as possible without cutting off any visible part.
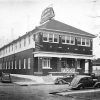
[40,7,55,24]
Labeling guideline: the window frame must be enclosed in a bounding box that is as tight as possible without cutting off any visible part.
[43,32,59,43]
[61,35,75,45]
[19,60,21,69]
[24,59,26,69]
[28,58,31,69]
[42,58,51,69]
[77,36,90,47]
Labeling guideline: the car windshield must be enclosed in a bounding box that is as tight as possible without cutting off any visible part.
[70,76,80,86]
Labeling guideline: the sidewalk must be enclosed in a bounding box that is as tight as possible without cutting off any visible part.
[11,74,59,85]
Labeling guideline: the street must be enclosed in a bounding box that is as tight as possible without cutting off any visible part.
[0,82,100,100]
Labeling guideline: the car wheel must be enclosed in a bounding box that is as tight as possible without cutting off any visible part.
[95,85,100,88]
[79,85,84,90]
[58,80,63,85]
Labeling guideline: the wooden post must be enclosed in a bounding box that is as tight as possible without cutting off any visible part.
[57,58,61,72]
[38,57,42,73]
[89,59,92,74]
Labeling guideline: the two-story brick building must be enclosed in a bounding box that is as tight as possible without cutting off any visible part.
[0,7,95,75]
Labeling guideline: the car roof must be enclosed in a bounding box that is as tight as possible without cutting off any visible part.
[75,75,91,79]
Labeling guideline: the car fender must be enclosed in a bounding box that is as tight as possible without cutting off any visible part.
[72,83,84,89]
[93,82,100,88]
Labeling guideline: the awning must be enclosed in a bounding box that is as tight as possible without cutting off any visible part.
[33,51,94,60]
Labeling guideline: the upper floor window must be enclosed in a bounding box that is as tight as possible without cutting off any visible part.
[19,40,21,48]
[82,38,85,45]
[77,37,90,47]
[43,32,59,43]
[24,38,26,47]
[66,35,70,43]
[86,39,90,46]
[54,34,59,43]
[61,35,75,45]
[43,33,48,42]
[71,36,75,44]
[49,33,53,42]
[77,37,81,45]
[28,35,30,44]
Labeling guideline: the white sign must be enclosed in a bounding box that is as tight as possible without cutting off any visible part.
[40,7,55,24]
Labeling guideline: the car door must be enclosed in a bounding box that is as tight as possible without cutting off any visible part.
[79,78,87,87]
[84,77,94,87]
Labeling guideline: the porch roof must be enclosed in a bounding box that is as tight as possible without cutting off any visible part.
[33,51,94,60]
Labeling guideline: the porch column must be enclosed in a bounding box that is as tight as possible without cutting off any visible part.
[89,59,93,74]
[75,59,77,72]
[57,58,61,72]
[38,57,42,73]
[80,59,85,74]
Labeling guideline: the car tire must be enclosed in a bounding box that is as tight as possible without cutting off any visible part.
[78,85,84,90]
[95,85,100,88]
[58,80,63,85]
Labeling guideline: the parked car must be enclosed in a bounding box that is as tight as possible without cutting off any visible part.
[1,72,12,83]
[70,75,100,90]
[54,75,74,85]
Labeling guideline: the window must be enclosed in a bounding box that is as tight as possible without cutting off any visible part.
[24,59,26,69]
[24,38,26,47]
[61,35,65,43]
[15,43,17,50]
[77,37,90,46]
[86,39,90,46]
[28,35,30,44]
[9,46,10,52]
[54,34,59,43]
[77,37,81,45]
[19,40,21,48]
[82,38,85,45]
[19,60,21,69]
[49,33,53,42]
[61,35,75,45]
[66,35,70,43]
[15,61,17,69]
[11,61,13,69]
[71,36,75,44]
[43,33,48,42]
[28,58,31,69]
[42,58,51,69]
[9,62,10,69]
[6,62,7,69]
[12,44,13,51]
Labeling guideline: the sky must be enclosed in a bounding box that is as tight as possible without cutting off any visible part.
[0,0,100,58]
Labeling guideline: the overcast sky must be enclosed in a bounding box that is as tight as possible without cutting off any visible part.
[0,0,100,58]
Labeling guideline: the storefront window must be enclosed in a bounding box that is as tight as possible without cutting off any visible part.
[42,58,51,69]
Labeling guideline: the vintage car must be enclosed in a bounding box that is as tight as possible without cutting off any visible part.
[54,75,74,85]
[1,72,12,83]
[70,75,100,90]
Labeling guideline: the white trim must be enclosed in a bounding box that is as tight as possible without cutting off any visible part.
[33,51,94,60]
[38,28,96,38]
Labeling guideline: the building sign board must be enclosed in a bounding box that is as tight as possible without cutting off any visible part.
[40,7,55,24]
